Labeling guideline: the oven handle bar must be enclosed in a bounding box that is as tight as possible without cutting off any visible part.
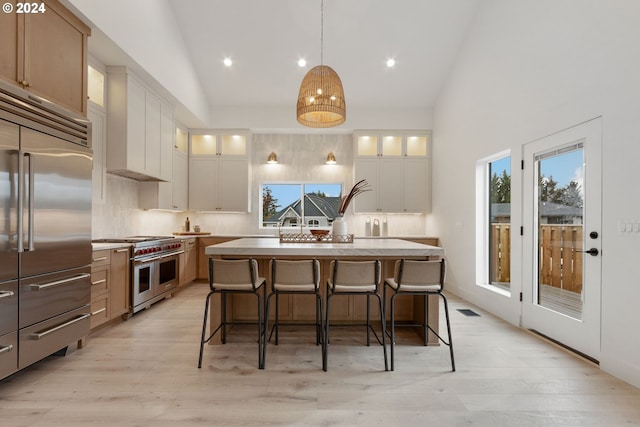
[25,313,90,340]
[29,273,91,291]
[134,250,184,265]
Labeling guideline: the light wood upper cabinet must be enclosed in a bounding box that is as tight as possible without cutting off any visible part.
[353,131,431,213]
[0,0,90,116]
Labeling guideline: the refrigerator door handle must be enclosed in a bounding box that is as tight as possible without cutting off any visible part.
[18,152,35,252]
[27,153,35,251]
[17,151,24,253]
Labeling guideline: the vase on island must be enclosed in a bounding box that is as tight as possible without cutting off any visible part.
[332,216,348,241]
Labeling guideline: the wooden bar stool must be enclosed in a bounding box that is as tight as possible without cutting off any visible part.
[383,258,455,371]
[324,259,388,372]
[198,258,267,369]
[263,258,323,368]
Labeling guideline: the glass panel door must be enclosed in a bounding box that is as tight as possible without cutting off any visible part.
[536,145,584,319]
[522,118,602,360]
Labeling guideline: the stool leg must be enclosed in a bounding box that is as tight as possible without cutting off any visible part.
[221,292,227,344]
[423,294,428,346]
[263,292,273,368]
[441,293,455,372]
[315,293,321,345]
[366,294,371,346]
[376,292,388,371]
[390,293,396,371]
[198,292,212,368]
[258,291,264,369]
[323,291,331,372]
[274,292,279,345]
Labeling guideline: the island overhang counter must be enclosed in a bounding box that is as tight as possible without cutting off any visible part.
[204,237,445,345]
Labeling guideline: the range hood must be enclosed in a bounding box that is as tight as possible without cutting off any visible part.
[107,169,167,182]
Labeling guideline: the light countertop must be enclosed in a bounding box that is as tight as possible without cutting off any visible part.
[92,242,132,251]
[204,237,443,258]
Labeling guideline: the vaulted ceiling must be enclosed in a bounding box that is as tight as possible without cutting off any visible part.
[166,0,480,111]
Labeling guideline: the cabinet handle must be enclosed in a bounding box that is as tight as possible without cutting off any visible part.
[0,344,14,355]
[25,313,90,340]
[21,80,30,87]
[114,249,129,253]
[91,279,107,286]
[93,256,108,262]
[91,308,107,316]
[0,290,15,299]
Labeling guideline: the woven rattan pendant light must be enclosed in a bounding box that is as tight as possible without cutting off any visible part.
[296,0,346,128]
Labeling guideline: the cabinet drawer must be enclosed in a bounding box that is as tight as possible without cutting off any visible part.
[19,267,91,329]
[90,295,110,329]
[0,280,18,336]
[91,268,109,298]
[0,331,18,380]
[19,305,90,370]
[92,250,111,268]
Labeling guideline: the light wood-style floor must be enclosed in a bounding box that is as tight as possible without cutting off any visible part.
[2,281,639,426]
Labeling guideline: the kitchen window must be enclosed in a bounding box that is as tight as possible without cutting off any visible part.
[261,183,342,229]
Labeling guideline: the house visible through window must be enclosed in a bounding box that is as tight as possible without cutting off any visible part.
[261,183,343,228]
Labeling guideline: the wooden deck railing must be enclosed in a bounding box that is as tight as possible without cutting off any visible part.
[490,224,583,293]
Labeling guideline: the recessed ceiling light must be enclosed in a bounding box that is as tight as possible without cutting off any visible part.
[223,58,233,67]
[298,58,307,67]
[386,58,396,68]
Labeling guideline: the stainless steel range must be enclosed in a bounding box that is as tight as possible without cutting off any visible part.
[94,236,183,314]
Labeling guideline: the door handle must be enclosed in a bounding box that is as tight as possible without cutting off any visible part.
[578,248,599,256]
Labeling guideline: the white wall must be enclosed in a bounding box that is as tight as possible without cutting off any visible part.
[210,106,433,132]
[431,0,640,386]
[66,0,210,127]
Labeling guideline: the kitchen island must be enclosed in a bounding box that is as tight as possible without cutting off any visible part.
[204,237,445,345]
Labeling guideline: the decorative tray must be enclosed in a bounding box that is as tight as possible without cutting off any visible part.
[279,233,354,243]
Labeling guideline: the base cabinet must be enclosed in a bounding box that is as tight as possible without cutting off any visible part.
[179,238,197,286]
[0,332,18,380]
[91,247,131,330]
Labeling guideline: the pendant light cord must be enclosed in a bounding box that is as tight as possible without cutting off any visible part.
[320,0,324,67]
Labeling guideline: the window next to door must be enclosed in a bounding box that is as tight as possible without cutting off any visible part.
[475,151,511,295]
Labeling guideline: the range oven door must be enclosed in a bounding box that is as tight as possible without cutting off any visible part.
[133,258,157,309]
[156,253,180,297]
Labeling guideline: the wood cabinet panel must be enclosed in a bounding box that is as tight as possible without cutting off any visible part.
[90,294,109,329]
[179,238,197,286]
[90,268,109,298]
[197,237,237,279]
[0,0,90,116]
[91,247,131,330]
[0,1,20,86]
[109,248,130,319]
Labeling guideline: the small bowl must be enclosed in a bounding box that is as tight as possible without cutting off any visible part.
[310,229,329,240]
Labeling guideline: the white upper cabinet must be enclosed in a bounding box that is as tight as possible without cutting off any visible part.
[188,130,250,212]
[139,122,188,211]
[353,131,431,213]
[106,66,174,181]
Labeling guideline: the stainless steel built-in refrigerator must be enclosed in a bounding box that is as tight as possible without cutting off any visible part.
[0,81,92,380]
